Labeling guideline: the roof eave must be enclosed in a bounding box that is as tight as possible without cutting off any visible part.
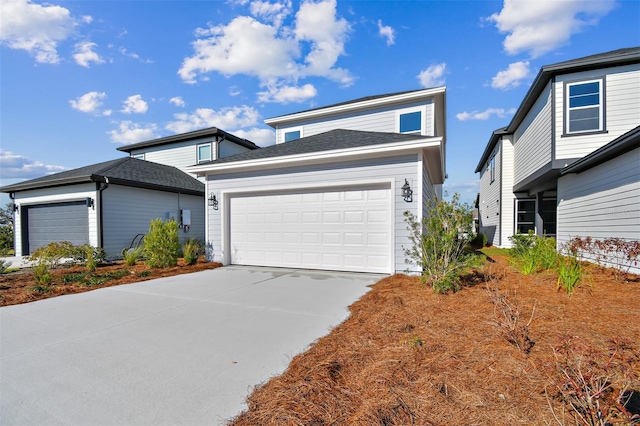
[117,128,258,152]
[265,86,447,127]
[0,175,94,193]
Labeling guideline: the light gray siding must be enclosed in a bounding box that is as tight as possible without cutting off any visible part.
[421,153,437,218]
[478,142,501,246]
[101,185,204,257]
[129,138,217,174]
[557,147,640,273]
[514,83,553,186]
[275,100,435,144]
[499,136,515,246]
[219,140,251,158]
[206,155,426,273]
[555,64,640,160]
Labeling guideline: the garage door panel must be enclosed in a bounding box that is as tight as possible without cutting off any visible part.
[229,185,391,273]
[27,201,89,254]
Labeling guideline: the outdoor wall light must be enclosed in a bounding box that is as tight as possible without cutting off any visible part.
[86,197,94,208]
[208,193,219,210]
[12,203,19,213]
[402,179,413,203]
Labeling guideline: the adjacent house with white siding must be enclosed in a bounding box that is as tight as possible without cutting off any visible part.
[475,47,640,271]
[1,128,259,257]
[188,87,447,274]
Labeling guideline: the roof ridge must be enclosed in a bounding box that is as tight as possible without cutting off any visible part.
[92,157,133,177]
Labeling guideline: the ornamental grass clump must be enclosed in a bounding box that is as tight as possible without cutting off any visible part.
[144,219,180,268]
[403,193,475,293]
[509,232,557,275]
[182,238,202,265]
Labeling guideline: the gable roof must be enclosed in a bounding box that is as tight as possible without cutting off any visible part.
[475,47,640,173]
[560,125,640,175]
[188,128,445,184]
[264,87,446,127]
[117,127,259,153]
[0,157,204,196]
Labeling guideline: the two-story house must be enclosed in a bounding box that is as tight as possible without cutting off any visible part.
[1,128,258,257]
[188,87,447,274]
[476,47,639,271]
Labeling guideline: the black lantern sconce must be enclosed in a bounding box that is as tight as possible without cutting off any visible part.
[86,197,94,208]
[12,203,19,213]
[208,193,219,210]
[402,179,413,202]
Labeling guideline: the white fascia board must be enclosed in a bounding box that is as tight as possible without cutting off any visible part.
[189,137,443,176]
[264,87,446,127]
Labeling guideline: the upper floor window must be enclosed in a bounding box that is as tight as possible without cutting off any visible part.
[197,143,212,163]
[283,127,303,143]
[132,154,145,160]
[399,111,422,134]
[489,155,496,183]
[566,79,604,134]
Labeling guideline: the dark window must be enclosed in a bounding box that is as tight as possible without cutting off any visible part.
[490,156,496,183]
[399,111,422,133]
[516,200,535,234]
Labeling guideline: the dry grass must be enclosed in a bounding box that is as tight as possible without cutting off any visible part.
[230,253,640,425]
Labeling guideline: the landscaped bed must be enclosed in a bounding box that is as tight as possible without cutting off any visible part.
[0,257,222,307]
[230,251,640,425]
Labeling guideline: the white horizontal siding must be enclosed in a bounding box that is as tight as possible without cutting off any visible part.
[557,147,640,273]
[276,100,435,144]
[478,143,501,246]
[206,155,425,273]
[500,136,515,247]
[555,63,640,160]
[130,138,217,175]
[102,185,205,257]
[514,83,553,185]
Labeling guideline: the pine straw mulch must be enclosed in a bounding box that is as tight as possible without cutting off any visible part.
[0,257,222,307]
[230,253,640,425]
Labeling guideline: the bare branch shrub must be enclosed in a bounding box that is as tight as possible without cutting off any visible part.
[569,237,640,281]
[485,282,535,354]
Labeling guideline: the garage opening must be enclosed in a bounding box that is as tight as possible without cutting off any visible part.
[23,201,90,254]
[229,184,392,273]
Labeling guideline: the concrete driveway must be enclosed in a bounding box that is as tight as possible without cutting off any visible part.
[0,266,383,425]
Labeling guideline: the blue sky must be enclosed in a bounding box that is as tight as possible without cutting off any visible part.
[1,0,638,206]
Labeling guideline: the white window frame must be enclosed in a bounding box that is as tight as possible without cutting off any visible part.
[565,78,604,135]
[396,106,427,135]
[197,143,212,164]
[282,126,304,144]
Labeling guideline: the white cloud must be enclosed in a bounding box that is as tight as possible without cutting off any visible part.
[488,0,616,58]
[250,0,292,28]
[119,47,153,63]
[169,96,186,107]
[257,83,317,103]
[73,41,104,67]
[491,61,530,90]
[121,95,148,114]
[178,0,352,100]
[0,149,67,179]
[377,20,395,46]
[69,91,107,114]
[229,86,242,96]
[232,128,275,147]
[417,63,447,88]
[0,0,78,64]
[82,15,93,24]
[165,105,261,134]
[456,108,517,121]
[108,121,158,144]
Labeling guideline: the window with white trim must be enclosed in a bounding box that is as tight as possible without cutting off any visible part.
[566,79,604,134]
[132,154,145,160]
[197,143,212,163]
[396,107,426,135]
[283,127,303,143]
[489,155,496,183]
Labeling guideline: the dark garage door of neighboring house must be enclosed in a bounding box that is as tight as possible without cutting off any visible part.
[24,201,89,254]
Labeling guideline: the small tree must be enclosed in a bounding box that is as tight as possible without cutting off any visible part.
[403,193,475,293]
[0,203,15,255]
[144,219,180,268]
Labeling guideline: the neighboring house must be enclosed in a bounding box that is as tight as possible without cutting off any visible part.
[188,87,447,274]
[1,127,259,258]
[117,127,259,180]
[475,47,640,271]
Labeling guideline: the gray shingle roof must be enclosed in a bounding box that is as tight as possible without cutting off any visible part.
[197,129,436,166]
[0,157,204,195]
[117,127,259,153]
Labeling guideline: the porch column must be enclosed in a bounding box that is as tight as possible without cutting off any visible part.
[535,192,544,237]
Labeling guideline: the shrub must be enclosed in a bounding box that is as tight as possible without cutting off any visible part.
[144,219,180,268]
[509,233,557,275]
[403,193,475,293]
[0,259,10,274]
[122,246,143,267]
[70,244,105,268]
[29,241,75,268]
[556,243,584,295]
[182,238,202,265]
[569,236,640,280]
[32,259,52,286]
[470,233,488,249]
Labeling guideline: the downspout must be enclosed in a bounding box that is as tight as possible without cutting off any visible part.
[96,177,110,249]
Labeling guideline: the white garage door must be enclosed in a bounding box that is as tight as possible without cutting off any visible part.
[229,185,392,273]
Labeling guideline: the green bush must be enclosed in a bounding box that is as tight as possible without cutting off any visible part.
[470,233,488,249]
[122,246,143,266]
[144,219,180,268]
[29,241,75,268]
[403,193,475,293]
[556,244,584,295]
[509,232,557,275]
[182,238,202,265]
[32,259,52,286]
